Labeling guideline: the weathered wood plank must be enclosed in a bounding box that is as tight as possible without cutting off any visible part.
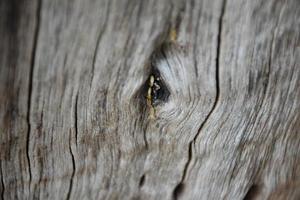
[182,0,300,199]
[0,0,39,199]
[0,0,299,199]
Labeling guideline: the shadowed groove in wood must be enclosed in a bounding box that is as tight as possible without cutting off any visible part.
[66,130,76,200]
[74,92,79,146]
[243,184,261,200]
[138,174,145,188]
[172,0,227,198]
[0,162,4,200]
[26,0,42,191]
[172,182,184,200]
[66,91,79,200]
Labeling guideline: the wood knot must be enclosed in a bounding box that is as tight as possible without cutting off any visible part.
[145,67,170,119]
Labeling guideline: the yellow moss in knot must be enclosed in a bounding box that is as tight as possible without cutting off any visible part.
[169,28,177,42]
[147,75,156,119]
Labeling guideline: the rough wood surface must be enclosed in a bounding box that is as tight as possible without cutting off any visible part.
[0,0,299,199]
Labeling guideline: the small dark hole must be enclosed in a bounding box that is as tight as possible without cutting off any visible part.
[148,68,170,106]
[243,184,260,200]
[139,174,146,187]
[173,183,185,200]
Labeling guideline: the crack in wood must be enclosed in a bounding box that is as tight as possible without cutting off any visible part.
[0,162,4,200]
[138,174,146,188]
[243,184,261,200]
[172,0,227,198]
[66,91,79,199]
[66,130,76,200]
[74,93,79,146]
[172,182,185,200]
[26,0,42,190]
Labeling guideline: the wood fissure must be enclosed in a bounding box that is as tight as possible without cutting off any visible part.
[74,92,79,146]
[0,162,4,200]
[67,90,79,199]
[66,130,76,200]
[243,184,261,200]
[172,0,227,198]
[26,0,42,188]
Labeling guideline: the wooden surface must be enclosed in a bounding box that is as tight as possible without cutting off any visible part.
[0,0,299,199]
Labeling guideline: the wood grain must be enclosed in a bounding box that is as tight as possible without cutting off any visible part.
[0,0,299,199]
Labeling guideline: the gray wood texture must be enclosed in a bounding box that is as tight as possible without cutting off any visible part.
[0,0,299,199]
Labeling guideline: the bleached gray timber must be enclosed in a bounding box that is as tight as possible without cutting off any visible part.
[0,0,299,199]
